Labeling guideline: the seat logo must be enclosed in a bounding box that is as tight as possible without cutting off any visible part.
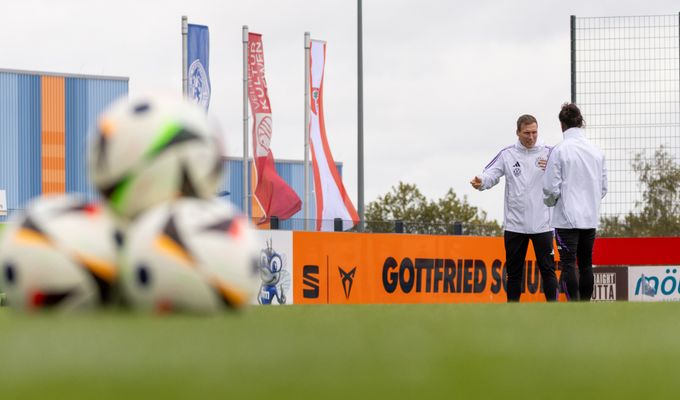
[303,265,319,299]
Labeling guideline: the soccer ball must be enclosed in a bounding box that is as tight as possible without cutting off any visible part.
[0,195,119,311]
[88,93,224,220]
[120,198,259,313]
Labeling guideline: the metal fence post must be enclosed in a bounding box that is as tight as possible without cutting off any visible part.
[453,221,463,235]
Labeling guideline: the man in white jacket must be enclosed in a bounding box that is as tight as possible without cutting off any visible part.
[543,103,607,301]
[471,115,558,302]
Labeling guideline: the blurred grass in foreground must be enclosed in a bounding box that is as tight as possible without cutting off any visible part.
[0,302,678,399]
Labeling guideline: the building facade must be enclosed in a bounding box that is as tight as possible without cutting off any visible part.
[0,69,341,229]
[0,69,128,221]
[220,157,342,231]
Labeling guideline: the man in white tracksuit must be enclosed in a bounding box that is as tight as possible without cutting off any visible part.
[471,115,558,302]
[543,103,607,301]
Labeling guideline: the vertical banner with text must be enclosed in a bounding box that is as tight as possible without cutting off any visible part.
[247,33,301,225]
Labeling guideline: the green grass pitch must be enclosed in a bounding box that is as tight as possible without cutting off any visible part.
[1,302,679,399]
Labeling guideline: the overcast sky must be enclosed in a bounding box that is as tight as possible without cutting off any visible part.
[2,0,679,222]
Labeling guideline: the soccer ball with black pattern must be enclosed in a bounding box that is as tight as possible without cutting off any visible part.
[0,195,119,311]
[89,93,223,220]
[120,198,259,313]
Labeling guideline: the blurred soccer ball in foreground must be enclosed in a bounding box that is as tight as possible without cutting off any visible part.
[89,93,223,220]
[0,195,119,311]
[120,198,259,313]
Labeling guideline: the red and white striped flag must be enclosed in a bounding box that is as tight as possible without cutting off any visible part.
[309,40,359,231]
[247,32,301,224]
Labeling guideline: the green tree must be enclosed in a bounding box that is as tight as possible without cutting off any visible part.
[600,146,680,237]
[365,182,502,236]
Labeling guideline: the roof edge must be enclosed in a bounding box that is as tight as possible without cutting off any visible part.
[0,68,129,81]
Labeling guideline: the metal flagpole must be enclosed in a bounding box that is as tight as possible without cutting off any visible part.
[243,25,250,219]
[570,15,576,104]
[304,32,311,231]
[182,16,188,97]
[357,0,365,231]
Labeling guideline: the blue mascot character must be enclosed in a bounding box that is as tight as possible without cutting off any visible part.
[258,238,291,305]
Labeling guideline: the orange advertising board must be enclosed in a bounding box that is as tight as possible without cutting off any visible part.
[293,231,560,304]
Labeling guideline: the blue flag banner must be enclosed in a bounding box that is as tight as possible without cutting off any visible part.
[187,23,211,110]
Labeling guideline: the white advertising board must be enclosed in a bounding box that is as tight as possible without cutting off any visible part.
[628,266,680,302]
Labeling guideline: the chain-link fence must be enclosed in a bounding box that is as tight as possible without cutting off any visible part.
[572,14,680,219]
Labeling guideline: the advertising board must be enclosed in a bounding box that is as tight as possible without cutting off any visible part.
[293,232,555,304]
[253,230,294,305]
[628,266,680,302]
[591,266,628,301]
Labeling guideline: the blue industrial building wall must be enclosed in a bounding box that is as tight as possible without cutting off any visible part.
[65,78,128,199]
[0,69,128,222]
[18,75,42,208]
[0,73,19,221]
[0,72,42,221]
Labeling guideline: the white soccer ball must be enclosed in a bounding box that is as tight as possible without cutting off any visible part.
[88,93,223,220]
[120,198,259,313]
[0,195,119,311]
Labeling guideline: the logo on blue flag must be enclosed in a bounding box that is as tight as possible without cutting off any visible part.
[187,24,211,110]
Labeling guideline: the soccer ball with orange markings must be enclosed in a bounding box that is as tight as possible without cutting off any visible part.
[88,93,223,221]
[0,195,119,311]
[120,198,259,313]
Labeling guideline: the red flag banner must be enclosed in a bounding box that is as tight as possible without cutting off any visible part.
[309,40,359,231]
[247,32,301,223]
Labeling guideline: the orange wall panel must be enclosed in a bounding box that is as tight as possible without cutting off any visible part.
[41,76,65,194]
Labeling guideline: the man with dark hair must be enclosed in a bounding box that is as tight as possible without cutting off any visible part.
[543,103,608,301]
[471,114,558,302]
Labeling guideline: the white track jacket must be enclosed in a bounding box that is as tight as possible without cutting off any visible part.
[543,127,608,229]
[477,140,552,234]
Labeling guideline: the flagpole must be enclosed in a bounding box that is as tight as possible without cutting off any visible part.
[304,32,311,231]
[181,16,188,97]
[357,0,365,231]
[242,25,250,219]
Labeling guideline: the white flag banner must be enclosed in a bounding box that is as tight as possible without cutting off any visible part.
[309,40,359,231]
[0,190,6,216]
